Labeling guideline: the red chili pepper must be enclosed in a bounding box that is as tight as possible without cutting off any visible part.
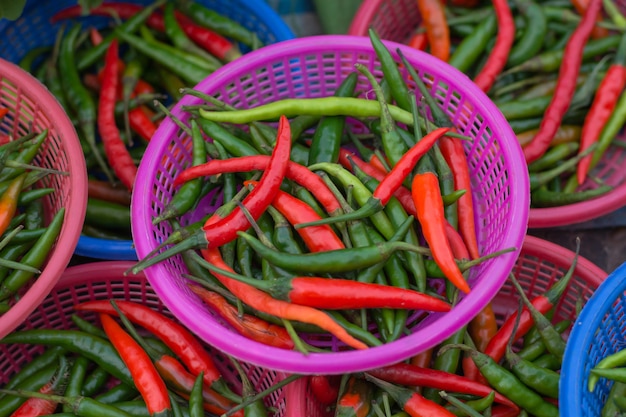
[338,148,416,216]
[0,173,26,236]
[522,0,602,163]
[444,221,470,261]
[51,2,239,61]
[407,31,429,51]
[366,363,519,411]
[73,300,233,400]
[335,376,373,417]
[412,171,471,294]
[300,127,449,228]
[174,155,342,216]
[365,374,457,417]
[577,33,626,184]
[199,115,291,245]
[417,0,450,62]
[483,261,576,365]
[188,284,295,350]
[439,136,480,260]
[262,185,346,253]
[309,375,341,406]
[128,106,158,142]
[9,357,71,417]
[153,354,242,417]
[135,115,293,273]
[472,0,515,93]
[100,313,171,416]
[570,0,609,39]
[201,247,368,350]
[98,39,137,191]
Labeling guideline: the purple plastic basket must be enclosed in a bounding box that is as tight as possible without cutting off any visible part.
[131,35,530,374]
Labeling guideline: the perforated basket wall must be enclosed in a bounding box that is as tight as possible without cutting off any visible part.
[561,261,626,416]
[349,0,626,229]
[0,261,317,417]
[0,0,295,260]
[131,35,529,374]
[0,58,86,339]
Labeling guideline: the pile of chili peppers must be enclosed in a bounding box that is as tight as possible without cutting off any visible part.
[0,114,67,316]
[403,0,626,208]
[295,246,580,417]
[0,299,295,417]
[19,0,262,242]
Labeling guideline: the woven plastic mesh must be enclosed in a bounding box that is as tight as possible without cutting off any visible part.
[0,59,86,338]
[350,0,626,228]
[0,0,294,260]
[131,35,529,374]
[0,262,303,417]
[561,261,626,416]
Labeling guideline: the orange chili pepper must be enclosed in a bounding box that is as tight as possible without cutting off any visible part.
[0,173,26,236]
[416,0,450,62]
[412,171,470,294]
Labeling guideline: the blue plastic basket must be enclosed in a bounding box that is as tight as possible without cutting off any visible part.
[561,262,626,416]
[0,0,294,261]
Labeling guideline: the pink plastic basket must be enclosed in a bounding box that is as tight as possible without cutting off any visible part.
[0,261,315,417]
[131,35,529,374]
[349,0,626,229]
[0,58,86,339]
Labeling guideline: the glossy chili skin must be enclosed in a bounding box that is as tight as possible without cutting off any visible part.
[523,0,603,163]
[308,72,358,165]
[73,299,239,402]
[456,345,559,417]
[188,284,295,349]
[100,313,171,416]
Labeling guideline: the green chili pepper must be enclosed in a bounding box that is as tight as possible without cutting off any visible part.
[189,372,204,417]
[85,198,130,233]
[0,346,65,397]
[602,381,626,417]
[163,2,222,69]
[355,62,408,167]
[196,118,258,157]
[153,120,207,224]
[508,35,621,73]
[449,13,497,73]
[63,356,90,413]
[308,72,357,165]
[532,353,561,371]
[0,208,65,300]
[368,29,411,111]
[59,25,114,183]
[176,0,261,49]
[94,384,139,405]
[507,0,548,68]
[0,329,132,386]
[527,142,579,172]
[444,345,559,417]
[77,0,166,71]
[531,185,612,207]
[0,365,57,417]
[115,30,212,85]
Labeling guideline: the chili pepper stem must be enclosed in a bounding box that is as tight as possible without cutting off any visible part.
[221,374,303,417]
[129,229,207,274]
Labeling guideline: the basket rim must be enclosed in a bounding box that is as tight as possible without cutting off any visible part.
[347,0,385,36]
[0,58,87,339]
[528,180,626,228]
[559,260,626,416]
[132,34,530,374]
